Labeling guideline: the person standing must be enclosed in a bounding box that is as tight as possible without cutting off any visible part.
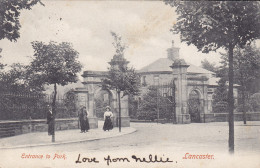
[79,106,89,133]
[82,106,90,132]
[103,106,113,131]
[46,105,54,136]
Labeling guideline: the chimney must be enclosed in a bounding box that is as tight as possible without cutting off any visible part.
[167,40,180,61]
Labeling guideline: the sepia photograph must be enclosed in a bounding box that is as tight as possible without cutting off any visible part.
[0,0,260,167]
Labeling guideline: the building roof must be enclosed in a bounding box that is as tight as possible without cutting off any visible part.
[208,77,220,86]
[138,58,215,74]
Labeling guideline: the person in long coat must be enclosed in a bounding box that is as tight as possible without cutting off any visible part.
[103,106,113,131]
[79,106,90,133]
[82,106,90,132]
[46,105,54,135]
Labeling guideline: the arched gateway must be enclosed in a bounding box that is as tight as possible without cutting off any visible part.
[74,70,130,129]
[94,89,114,119]
[73,41,240,125]
[188,90,201,122]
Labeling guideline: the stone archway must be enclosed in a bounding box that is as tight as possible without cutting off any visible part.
[94,89,114,119]
[188,90,201,123]
[79,70,130,127]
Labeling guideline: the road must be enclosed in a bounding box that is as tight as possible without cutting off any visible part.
[1,121,260,168]
[38,121,260,153]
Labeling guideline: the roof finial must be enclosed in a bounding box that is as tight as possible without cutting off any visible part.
[172,40,174,47]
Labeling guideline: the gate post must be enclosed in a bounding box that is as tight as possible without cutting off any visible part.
[113,91,130,127]
[74,87,98,129]
[170,59,191,124]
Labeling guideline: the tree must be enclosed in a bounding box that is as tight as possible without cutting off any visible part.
[0,1,44,85]
[0,63,44,93]
[212,78,229,113]
[103,32,140,132]
[0,49,7,92]
[137,86,172,121]
[165,1,260,153]
[29,41,82,142]
[201,59,219,75]
[219,44,260,124]
[0,0,44,42]
[250,93,260,112]
[0,49,5,70]
[0,63,26,92]
[137,87,158,121]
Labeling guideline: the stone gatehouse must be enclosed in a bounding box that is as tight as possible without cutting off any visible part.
[75,41,239,128]
[137,41,239,124]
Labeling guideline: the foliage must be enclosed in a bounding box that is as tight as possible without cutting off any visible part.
[250,93,260,112]
[137,86,172,121]
[0,49,5,70]
[137,87,158,120]
[137,110,157,121]
[29,41,82,87]
[165,0,260,152]
[201,59,219,75]
[0,63,25,92]
[213,101,229,114]
[212,79,229,113]
[219,44,260,94]
[0,0,44,42]
[104,66,140,97]
[219,44,260,118]
[102,32,140,131]
[213,78,228,103]
[236,103,253,113]
[165,1,260,52]
[29,41,82,117]
[0,63,44,93]
[128,94,139,119]
[0,0,43,84]
[94,90,111,118]
[111,31,127,60]
[103,32,140,97]
[212,78,229,113]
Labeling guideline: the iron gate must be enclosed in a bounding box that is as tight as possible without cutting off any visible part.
[188,90,201,122]
[136,80,176,123]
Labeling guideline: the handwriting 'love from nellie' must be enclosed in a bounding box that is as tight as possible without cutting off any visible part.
[75,154,174,166]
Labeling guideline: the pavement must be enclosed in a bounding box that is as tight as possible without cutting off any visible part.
[0,121,136,149]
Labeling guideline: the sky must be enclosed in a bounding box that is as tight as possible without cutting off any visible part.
[0,0,223,76]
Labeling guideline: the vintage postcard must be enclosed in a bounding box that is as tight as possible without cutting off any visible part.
[0,0,260,168]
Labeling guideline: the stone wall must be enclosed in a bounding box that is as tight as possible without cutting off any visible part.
[0,118,80,139]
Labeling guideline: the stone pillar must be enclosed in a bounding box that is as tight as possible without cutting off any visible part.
[111,94,118,127]
[120,94,130,127]
[207,93,213,113]
[200,99,204,122]
[202,82,208,114]
[74,87,98,129]
[170,59,191,124]
[113,91,130,127]
[87,90,98,129]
